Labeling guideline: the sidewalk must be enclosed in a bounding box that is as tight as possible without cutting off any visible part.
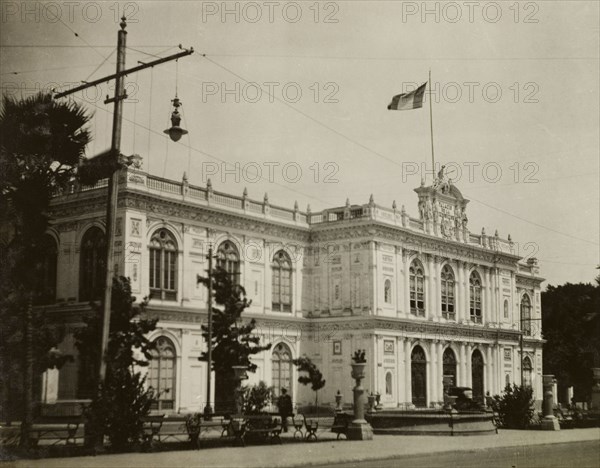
[4,428,599,468]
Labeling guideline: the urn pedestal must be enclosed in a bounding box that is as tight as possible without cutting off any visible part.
[348,362,373,441]
[541,375,560,431]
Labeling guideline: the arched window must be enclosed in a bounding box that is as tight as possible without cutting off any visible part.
[79,227,106,301]
[469,271,483,324]
[523,356,533,388]
[35,234,58,305]
[272,250,292,312]
[149,229,178,301]
[217,240,240,284]
[385,371,393,396]
[272,343,292,398]
[440,265,455,320]
[409,260,425,317]
[521,294,532,336]
[503,299,509,319]
[384,279,392,304]
[148,336,177,411]
[442,348,457,394]
[505,374,511,388]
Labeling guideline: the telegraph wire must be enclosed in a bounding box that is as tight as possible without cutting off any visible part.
[71,94,336,208]
[198,54,599,247]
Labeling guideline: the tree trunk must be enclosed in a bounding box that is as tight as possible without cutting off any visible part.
[19,293,34,447]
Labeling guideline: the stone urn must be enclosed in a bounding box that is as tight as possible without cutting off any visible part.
[367,393,376,413]
[351,362,366,381]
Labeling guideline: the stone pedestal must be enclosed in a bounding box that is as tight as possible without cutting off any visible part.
[541,375,560,431]
[348,361,373,441]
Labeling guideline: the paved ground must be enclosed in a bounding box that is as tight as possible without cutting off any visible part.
[312,441,600,468]
[2,428,599,468]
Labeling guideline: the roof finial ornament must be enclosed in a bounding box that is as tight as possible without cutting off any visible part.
[392,200,397,210]
[346,198,350,207]
[369,194,374,205]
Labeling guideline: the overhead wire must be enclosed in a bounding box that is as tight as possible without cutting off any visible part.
[197,54,599,247]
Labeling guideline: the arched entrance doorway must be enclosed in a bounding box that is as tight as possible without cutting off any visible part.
[472,349,485,405]
[411,346,427,408]
[442,348,457,396]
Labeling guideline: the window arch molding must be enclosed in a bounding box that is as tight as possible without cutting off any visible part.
[440,263,456,320]
[469,270,483,324]
[520,293,532,336]
[409,258,426,317]
[410,342,430,362]
[384,278,392,304]
[271,341,294,398]
[148,227,179,301]
[79,226,106,302]
[272,249,293,312]
[215,238,241,282]
[147,335,178,411]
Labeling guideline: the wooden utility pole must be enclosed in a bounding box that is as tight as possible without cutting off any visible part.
[205,246,214,417]
[97,16,127,383]
[54,17,193,388]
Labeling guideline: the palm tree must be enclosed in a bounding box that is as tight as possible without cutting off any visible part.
[0,92,91,446]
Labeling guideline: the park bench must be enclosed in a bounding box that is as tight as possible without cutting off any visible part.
[229,414,282,447]
[141,414,231,449]
[302,412,350,441]
[26,417,83,447]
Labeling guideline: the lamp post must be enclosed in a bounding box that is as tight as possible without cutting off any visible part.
[198,245,216,418]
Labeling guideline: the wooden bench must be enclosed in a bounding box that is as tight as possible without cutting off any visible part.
[302,412,351,441]
[229,415,282,447]
[26,417,83,447]
[141,414,231,449]
[292,414,304,439]
[331,412,351,439]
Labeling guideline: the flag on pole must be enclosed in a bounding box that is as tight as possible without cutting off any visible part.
[387,82,427,111]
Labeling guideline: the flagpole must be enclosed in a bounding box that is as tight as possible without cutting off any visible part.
[428,69,435,179]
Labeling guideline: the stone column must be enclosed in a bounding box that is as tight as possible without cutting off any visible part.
[483,267,491,325]
[463,262,471,324]
[456,263,464,323]
[437,341,444,405]
[466,344,473,387]
[429,341,437,406]
[404,339,412,407]
[403,250,410,316]
[541,375,560,430]
[434,258,442,321]
[459,342,467,386]
[486,346,493,396]
[427,255,435,320]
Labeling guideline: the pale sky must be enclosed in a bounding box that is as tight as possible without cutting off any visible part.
[1,0,599,287]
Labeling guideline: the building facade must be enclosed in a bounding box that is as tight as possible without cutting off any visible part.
[38,162,545,413]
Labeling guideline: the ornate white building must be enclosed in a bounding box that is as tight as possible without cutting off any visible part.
[38,162,545,413]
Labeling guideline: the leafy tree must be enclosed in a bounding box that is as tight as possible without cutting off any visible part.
[197,267,271,412]
[491,384,535,429]
[292,356,326,412]
[74,276,158,450]
[542,278,600,402]
[0,92,91,443]
[243,381,275,415]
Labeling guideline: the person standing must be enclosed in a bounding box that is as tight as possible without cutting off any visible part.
[277,388,293,432]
